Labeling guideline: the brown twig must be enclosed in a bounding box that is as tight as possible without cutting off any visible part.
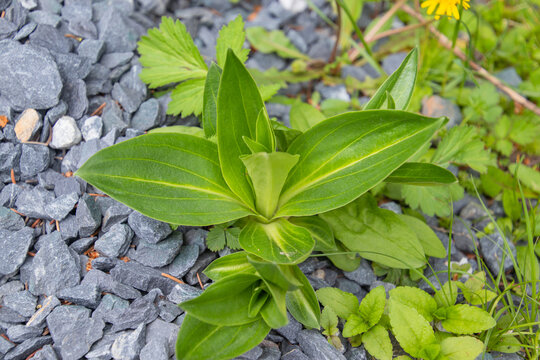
[196,273,205,290]
[328,0,342,64]
[402,4,540,116]
[365,0,407,42]
[90,102,106,116]
[161,273,185,285]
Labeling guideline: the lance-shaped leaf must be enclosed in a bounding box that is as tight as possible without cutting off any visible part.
[364,48,418,110]
[176,314,270,360]
[385,162,457,186]
[260,281,288,328]
[76,133,252,226]
[180,273,260,326]
[319,196,426,269]
[289,216,336,252]
[204,252,256,281]
[286,265,321,329]
[241,152,299,218]
[247,255,302,291]
[202,63,221,138]
[217,50,275,207]
[239,218,315,264]
[277,110,445,217]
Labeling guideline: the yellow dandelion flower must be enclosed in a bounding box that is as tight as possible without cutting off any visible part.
[421,0,470,20]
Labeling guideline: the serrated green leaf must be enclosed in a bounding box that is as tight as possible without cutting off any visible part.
[359,286,386,327]
[206,225,227,251]
[399,182,464,217]
[168,78,205,117]
[439,336,484,360]
[321,307,338,333]
[319,195,426,269]
[285,265,321,329]
[239,218,315,264]
[217,50,273,208]
[203,252,256,281]
[180,274,260,326]
[364,48,418,111]
[343,313,370,338]
[389,300,436,358]
[399,214,446,258]
[76,133,252,226]
[289,101,326,132]
[385,163,457,186]
[216,15,249,67]
[241,152,299,219]
[138,17,207,88]
[202,63,222,138]
[277,111,445,217]
[508,164,540,194]
[389,286,437,322]
[246,27,308,60]
[432,125,496,174]
[225,227,242,249]
[316,287,359,320]
[439,304,496,334]
[289,216,336,252]
[362,325,393,360]
[176,314,270,360]
[434,281,458,308]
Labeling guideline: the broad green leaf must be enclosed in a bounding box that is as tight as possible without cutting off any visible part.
[217,50,273,208]
[260,281,288,328]
[176,314,270,360]
[277,111,445,217]
[502,189,521,221]
[362,325,392,360]
[434,281,458,308]
[385,163,457,186]
[324,241,362,272]
[343,313,370,337]
[389,300,436,358]
[439,304,496,334]
[316,287,359,320]
[138,17,207,88]
[240,152,299,218]
[319,196,426,269]
[248,286,269,317]
[286,265,321,329]
[490,335,522,353]
[247,255,302,291]
[508,164,540,194]
[76,133,252,226]
[456,272,497,306]
[203,252,256,281]
[399,214,446,258]
[255,109,276,151]
[289,216,336,252]
[289,101,326,132]
[359,286,386,327]
[389,286,437,322]
[149,125,206,138]
[216,16,249,68]
[180,274,260,326]
[246,27,308,60]
[418,343,441,360]
[239,218,315,264]
[202,63,222,138]
[364,48,418,111]
[168,78,205,116]
[439,336,484,360]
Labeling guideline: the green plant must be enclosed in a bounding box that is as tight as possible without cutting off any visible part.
[318,282,496,360]
[76,16,462,360]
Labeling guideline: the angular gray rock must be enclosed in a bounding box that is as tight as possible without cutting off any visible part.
[81,115,103,141]
[3,336,53,360]
[131,98,161,131]
[0,206,25,231]
[28,345,58,360]
[343,259,376,286]
[111,289,161,332]
[297,330,346,360]
[19,144,51,178]
[76,194,102,237]
[6,325,42,343]
[1,290,37,317]
[131,230,183,268]
[57,283,101,308]
[276,313,302,344]
[111,323,146,360]
[479,232,516,275]
[93,294,130,323]
[45,192,78,221]
[160,244,199,279]
[14,186,55,219]
[0,40,62,110]
[111,261,177,294]
[128,211,171,244]
[94,223,133,258]
[28,232,80,296]
[167,284,202,304]
[62,79,88,120]
[102,202,132,232]
[0,227,34,276]
[50,116,82,150]
[26,295,61,327]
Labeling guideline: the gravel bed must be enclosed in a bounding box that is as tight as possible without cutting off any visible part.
[0,0,513,359]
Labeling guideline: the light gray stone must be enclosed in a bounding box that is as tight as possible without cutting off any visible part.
[0,227,34,276]
[50,116,82,149]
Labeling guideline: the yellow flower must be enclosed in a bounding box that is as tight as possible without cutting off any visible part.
[421,0,471,20]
